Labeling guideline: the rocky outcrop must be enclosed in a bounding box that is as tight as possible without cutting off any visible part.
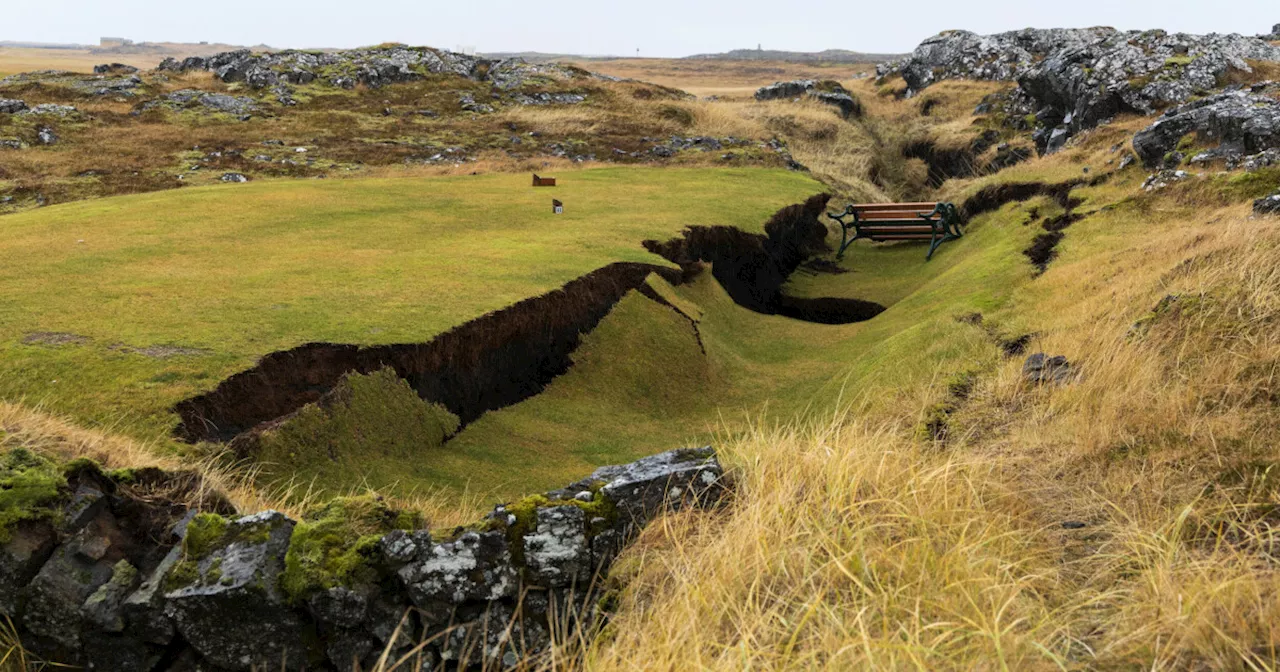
[1131,89,1280,167]
[754,80,862,118]
[157,46,585,92]
[3,447,725,670]
[1256,191,1280,216]
[0,70,142,96]
[142,89,260,118]
[881,28,1280,152]
[0,99,27,114]
[1023,353,1074,385]
[93,63,139,75]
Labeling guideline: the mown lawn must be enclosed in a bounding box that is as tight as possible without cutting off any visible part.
[0,167,823,441]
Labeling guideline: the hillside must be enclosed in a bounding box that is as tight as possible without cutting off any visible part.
[1,23,1280,671]
[685,47,903,63]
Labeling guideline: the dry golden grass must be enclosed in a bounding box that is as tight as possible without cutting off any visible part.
[566,58,875,99]
[0,402,479,528]
[586,196,1280,669]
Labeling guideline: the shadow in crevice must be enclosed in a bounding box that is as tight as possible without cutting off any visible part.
[643,193,886,325]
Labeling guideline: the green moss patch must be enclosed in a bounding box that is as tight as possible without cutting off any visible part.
[0,448,68,542]
[253,367,460,491]
[281,495,422,602]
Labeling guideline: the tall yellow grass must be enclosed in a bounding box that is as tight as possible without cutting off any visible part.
[587,209,1280,670]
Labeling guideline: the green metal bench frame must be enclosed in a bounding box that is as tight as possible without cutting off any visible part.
[826,202,963,261]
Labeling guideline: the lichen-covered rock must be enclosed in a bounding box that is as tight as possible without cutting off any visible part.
[594,446,723,528]
[93,63,139,75]
[82,560,139,632]
[755,80,861,118]
[145,89,259,117]
[156,46,585,93]
[1141,169,1192,191]
[163,510,311,671]
[36,127,57,146]
[5,447,727,670]
[884,28,1280,152]
[523,506,589,587]
[397,530,516,610]
[1132,91,1280,167]
[0,99,27,114]
[755,79,820,100]
[1256,191,1280,216]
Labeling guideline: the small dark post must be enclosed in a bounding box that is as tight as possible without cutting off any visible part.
[552,199,564,214]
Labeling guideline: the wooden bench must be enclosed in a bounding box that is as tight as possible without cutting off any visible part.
[826,201,962,260]
[532,174,556,187]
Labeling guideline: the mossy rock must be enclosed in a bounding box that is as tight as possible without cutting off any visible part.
[0,448,69,542]
[280,495,422,602]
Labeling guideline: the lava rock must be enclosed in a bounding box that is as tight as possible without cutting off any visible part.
[1141,169,1191,191]
[157,46,586,92]
[755,79,819,100]
[0,99,28,114]
[36,127,58,146]
[0,521,57,615]
[1256,191,1280,216]
[93,63,139,75]
[396,530,516,611]
[523,505,590,587]
[1023,353,1074,385]
[220,172,249,183]
[163,510,310,671]
[755,80,860,118]
[883,28,1280,152]
[1133,91,1280,168]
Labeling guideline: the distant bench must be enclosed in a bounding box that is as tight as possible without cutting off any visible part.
[826,201,963,260]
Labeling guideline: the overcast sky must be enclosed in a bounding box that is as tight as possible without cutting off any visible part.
[4,1,1278,57]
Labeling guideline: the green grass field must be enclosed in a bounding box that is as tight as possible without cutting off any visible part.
[0,160,1061,503]
[0,167,820,442]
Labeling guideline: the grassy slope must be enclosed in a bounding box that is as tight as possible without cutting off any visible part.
[591,132,1280,668]
[0,167,821,441]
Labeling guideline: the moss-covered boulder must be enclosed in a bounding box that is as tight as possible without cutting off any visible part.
[163,510,313,671]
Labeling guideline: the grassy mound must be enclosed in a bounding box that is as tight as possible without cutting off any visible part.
[248,368,460,491]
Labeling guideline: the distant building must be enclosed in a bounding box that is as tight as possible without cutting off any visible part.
[99,37,134,47]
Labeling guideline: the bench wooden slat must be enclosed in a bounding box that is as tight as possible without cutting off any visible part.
[827,200,962,261]
[850,202,940,210]
[859,226,938,234]
[856,212,938,221]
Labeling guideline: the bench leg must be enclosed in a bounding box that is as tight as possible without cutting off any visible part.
[926,230,943,261]
[836,225,855,260]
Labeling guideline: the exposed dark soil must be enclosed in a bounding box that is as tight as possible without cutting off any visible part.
[775,296,885,324]
[956,312,1035,357]
[1024,231,1066,272]
[959,181,1076,221]
[903,140,979,188]
[174,262,682,443]
[643,193,883,324]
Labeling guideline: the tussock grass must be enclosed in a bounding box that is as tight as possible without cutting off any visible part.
[586,199,1280,669]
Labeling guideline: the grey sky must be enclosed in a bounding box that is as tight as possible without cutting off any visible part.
[4,1,1277,57]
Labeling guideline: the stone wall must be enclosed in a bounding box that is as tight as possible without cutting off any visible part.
[0,447,725,670]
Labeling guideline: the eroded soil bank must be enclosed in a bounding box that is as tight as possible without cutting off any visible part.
[175,193,886,448]
[643,193,886,324]
[175,262,682,443]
